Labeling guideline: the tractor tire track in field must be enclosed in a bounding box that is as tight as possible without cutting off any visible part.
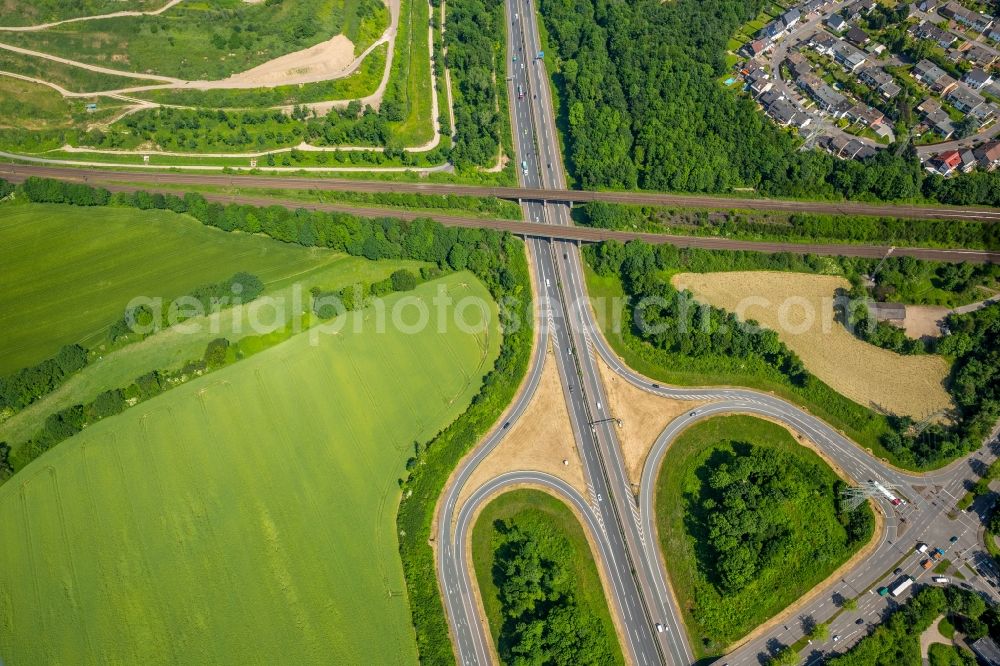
[49,465,96,658]
[81,438,139,652]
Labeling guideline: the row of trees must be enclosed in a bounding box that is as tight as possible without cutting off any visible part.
[11,338,229,473]
[0,344,88,415]
[578,201,1000,250]
[537,0,1000,205]
[490,518,619,664]
[107,272,264,344]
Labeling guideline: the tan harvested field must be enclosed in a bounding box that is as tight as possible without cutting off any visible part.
[458,345,584,507]
[595,352,708,486]
[671,271,953,419]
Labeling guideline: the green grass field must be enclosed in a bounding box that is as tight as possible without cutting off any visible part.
[0,202,382,374]
[0,271,500,664]
[0,76,125,131]
[471,489,624,664]
[0,0,166,27]
[2,0,357,81]
[0,248,427,449]
[654,415,873,658]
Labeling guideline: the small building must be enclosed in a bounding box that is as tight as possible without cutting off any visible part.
[974,140,1000,169]
[833,41,867,71]
[924,108,957,138]
[849,103,886,127]
[962,43,999,68]
[846,25,870,46]
[810,30,837,54]
[912,59,958,94]
[916,0,938,11]
[785,51,813,79]
[85,103,98,113]
[874,122,894,140]
[745,38,770,57]
[960,148,978,172]
[931,149,962,175]
[827,13,848,31]
[860,66,902,99]
[946,83,986,113]
[970,637,1000,666]
[963,67,994,90]
[871,302,906,322]
[939,1,994,33]
[798,72,852,115]
[781,7,801,30]
[909,20,957,48]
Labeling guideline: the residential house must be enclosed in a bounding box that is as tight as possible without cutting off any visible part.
[833,40,867,71]
[930,149,962,175]
[874,122,894,140]
[846,25,871,46]
[912,59,958,94]
[960,148,978,171]
[859,66,902,98]
[744,38,770,57]
[827,13,848,31]
[909,20,957,48]
[785,51,813,79]
[967,101,997,124]
[964,67,994,89]
[781,7,802,30]
[974,140,1000,168]
[843,0,876,20]
[960,43,999,68]
[939,1,994,33]
[809,30,837,54]
[798,72,852,115]
[800,0,825,16]
[924,108,957,138]
[946,83,986,113]
[989,25,1000,41]
[916,0,938,11]
[848,139,878,159]
[848,103,885,127]
[760,19,787,42]
[747,67,774,96]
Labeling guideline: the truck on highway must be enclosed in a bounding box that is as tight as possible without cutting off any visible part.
[916,543,929,554]
[891,576,914,597]
[872,480,904,506]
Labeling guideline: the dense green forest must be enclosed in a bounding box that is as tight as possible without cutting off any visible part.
[585,239,999,468]
[442,0,506,168]
[487,515,620,664]
[828,586,996,665]
[578,202,1000,251]
[537,0,1000,206]
[699,443,871,595]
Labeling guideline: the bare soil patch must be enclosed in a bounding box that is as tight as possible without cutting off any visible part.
[205,34,357,88]
[594,352,708,486]
[902,304,950,340]
[458,346,584,506]
[671,271,953,419]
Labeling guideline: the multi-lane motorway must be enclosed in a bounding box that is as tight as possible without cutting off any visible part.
[3,5,997,664]
[433,1,1000,666]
